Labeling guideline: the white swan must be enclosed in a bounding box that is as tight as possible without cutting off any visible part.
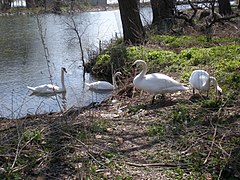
[85,72,122,91]
[133,60,189,104]
[189,69,222,97]
[27,67,67,94]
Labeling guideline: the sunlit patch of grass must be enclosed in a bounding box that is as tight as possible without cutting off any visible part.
[22,129,42,143]
[95,54,111,65]
[147,35,240,49]
[147,124,165,137]
[76,128,87,141]
[91,120,110,133]
[201,99,222,109]
[170,104,192,135]
[128,103,146,114]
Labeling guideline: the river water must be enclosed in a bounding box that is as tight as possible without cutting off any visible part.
[0,7,153,118]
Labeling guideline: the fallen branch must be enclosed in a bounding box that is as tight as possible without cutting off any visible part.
[125,162,191,168]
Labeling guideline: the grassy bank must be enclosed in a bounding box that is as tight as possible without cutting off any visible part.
[0,34,240,179]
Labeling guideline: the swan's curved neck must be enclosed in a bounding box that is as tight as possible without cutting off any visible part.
[210,76,219,94]
[138,61,148,78]
[202,77,210,88]
[112,73,118,89]
[61,69,66,90]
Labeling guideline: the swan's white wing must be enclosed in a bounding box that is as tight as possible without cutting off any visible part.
[134,73,188,94]
[97,81,114,90]
[86,81,114,90]
[27,84,60,93]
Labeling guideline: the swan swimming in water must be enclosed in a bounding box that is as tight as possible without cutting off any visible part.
[133,60,188,104]
[85,72,122,91]
[27,67,67,94]
[189,69,222,97]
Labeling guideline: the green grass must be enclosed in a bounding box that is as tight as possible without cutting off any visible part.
[147,35,240,48]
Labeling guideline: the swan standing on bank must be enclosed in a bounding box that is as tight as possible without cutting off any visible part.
[189,69,222,97]
[27,67,67,94]
[85,71,122,91]
[133,60,188,104]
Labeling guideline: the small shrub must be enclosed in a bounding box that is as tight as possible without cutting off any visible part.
[91,120,109,133]
[148,124,165,137]
[128,104,145,113]
[171,104,191,135]
[96,54,110,65]
[201,99,222,109]
[22,129,42,143]
[76,129,87,140]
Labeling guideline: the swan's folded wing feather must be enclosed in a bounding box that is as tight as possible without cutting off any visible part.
[97,81,114,90]
[85,81,114,90]
[27,84,60,93]
[136,73,188,94]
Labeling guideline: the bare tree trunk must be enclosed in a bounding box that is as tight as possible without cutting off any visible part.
[118,0,145,44]
[150,0,175,33]
[150,0,160,25]
[26,0,36,8]
[218,0,232,16]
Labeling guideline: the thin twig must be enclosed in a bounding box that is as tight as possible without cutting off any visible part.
[11,134,22,169]
[58,128,107,168]
[204,126,217,164]
[36,14,63,113]
[125,162,191,168]
[10,117,22,171]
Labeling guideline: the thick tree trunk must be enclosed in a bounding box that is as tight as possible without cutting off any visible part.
[118,0,145,44]
[218,0,232,15]
[150,0,175,33]
[151,0,160,25]
[26,0,46,8]
[26,0,36,8]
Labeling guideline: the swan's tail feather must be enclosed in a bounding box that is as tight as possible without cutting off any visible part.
[182,86,189,91]
[27,86,36,91]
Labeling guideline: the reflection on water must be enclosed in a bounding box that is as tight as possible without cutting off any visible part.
[29,91,68,112]
[0,8,152,118]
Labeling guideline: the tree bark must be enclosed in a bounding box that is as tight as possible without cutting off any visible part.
[118,0,145,45]
[150,0,175,32]
[218,0,232,16]
[26,0,36,8]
